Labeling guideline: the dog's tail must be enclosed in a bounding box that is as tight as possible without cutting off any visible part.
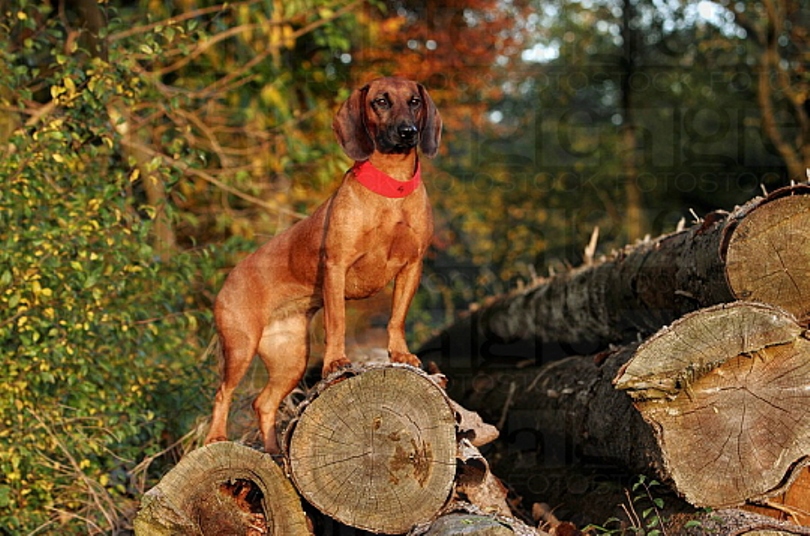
[201,332,224,377]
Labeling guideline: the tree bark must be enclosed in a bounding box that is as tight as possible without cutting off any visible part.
[419,184,810,370]
[673,508,810,535]
[284,364,459,535]
[435,302,810,511]
[134,441,309,536]
[410,510,547,536]
[439,344,663,480]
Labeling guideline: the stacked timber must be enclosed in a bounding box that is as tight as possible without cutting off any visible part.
[419,184,810,527]
[135,365,547,535]
[135,184,810,534]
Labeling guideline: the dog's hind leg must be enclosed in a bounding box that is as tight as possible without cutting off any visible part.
[253,315,310,454]
[205,327,260,445]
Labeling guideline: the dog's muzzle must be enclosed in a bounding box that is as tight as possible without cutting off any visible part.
[378,122,419,153]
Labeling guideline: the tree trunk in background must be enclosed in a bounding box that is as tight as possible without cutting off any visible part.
[419,184,810,371]
[621,0,643,242]
[724,0,809,181]
[69,0,108,60]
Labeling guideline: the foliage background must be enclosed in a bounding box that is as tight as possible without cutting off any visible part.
[0,0,806,532]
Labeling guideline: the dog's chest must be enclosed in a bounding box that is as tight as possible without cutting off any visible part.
[344,217,425,299]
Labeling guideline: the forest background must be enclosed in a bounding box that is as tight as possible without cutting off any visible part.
[0,0,807,532]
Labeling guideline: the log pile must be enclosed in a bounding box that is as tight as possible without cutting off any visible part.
[419,184,810,528]
[135,184,810,534]
[135,364,549,535]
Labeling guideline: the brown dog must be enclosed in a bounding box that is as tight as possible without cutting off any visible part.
[204,77,442,453]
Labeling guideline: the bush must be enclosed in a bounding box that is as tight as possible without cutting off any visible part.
[0,5,219,533]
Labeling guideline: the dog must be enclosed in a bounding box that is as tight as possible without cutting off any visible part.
[204,77,442,454]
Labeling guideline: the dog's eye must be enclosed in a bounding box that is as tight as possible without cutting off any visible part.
[409,97,421,108]
[373,97,390,108]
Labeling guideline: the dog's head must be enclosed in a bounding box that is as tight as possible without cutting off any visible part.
[333,77,442,161]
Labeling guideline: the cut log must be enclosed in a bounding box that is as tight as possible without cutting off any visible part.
[415,513,516,535]
[134,441,309,536]
[614,302,810,508]
[614,301,804,400]
[419,184,810,368]
[285,364,458,534]
[434,302,810,511]
[672,508,810,535]
[724,192,810,321]
[410,510,548,536]
[409,500,551,536]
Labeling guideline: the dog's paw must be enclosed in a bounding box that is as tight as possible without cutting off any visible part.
[390,352,422,368]
[322,357,352,377]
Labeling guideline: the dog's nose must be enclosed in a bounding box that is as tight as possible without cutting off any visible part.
[398,124,418,140]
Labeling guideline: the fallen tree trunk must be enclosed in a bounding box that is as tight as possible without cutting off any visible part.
[437,302,810,512]
[420,184,810,369]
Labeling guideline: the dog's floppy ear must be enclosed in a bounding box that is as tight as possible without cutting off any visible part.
[418,84,442,158]
[333,84,374,161]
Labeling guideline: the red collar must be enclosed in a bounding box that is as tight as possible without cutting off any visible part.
[351,160,421,198]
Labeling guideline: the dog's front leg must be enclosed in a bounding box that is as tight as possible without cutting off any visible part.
[388,259,423,367]
[321,259,352,376]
